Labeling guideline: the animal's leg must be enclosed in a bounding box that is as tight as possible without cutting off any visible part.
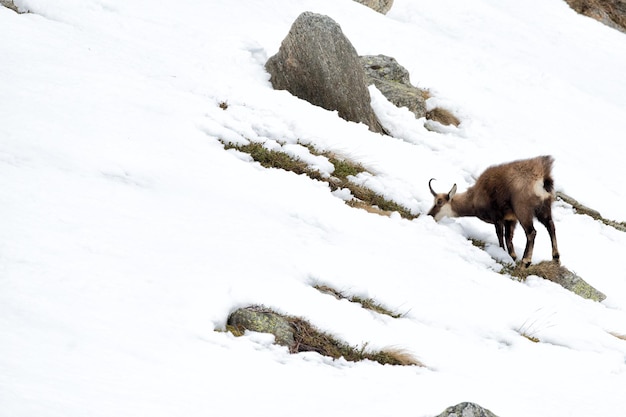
[536,206,560,262]
[495,221,505,249]
[504,220,517,260]
[516,208,537,267]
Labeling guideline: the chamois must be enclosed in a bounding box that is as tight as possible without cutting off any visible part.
[427,155,560,267]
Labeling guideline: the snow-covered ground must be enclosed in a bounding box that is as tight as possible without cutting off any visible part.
[2,1,626,416]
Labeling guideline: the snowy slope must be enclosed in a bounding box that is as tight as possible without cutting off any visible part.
[1,1,626,417]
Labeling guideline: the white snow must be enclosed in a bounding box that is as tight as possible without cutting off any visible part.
[2,0,626,416]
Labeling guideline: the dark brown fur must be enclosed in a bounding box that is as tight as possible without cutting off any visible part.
[428,156,560,267]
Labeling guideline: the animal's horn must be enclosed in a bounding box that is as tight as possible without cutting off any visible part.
[429,178,437,196]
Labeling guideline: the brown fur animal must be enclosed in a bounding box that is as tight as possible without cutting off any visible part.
[428,156,560,267]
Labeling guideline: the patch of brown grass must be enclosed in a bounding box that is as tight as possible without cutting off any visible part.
[313,285,404,318]
[504,261,563,282]
[557,192,626,232]
[426,107,460,127]
[287,316,422,366]
[609,331,626,341]
[219,139,417,220]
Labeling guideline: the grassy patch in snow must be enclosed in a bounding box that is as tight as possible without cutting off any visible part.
[557,192,626,232]
[314,285,405,319]
[223,305,422,366]
[219,139,416,219]
[287,315,421,366]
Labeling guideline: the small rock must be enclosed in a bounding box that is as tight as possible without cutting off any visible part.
[227,306,296,348]
[353,0,394,14]
[435,402,499,417]
[1,0,20,12]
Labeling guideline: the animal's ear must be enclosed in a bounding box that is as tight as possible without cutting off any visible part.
[448,184,457,199]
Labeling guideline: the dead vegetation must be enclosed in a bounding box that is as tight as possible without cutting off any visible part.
[557,192,626,232]
[224,305,423,366]
[314,284,405,318]
[426,107,461,127]
[608,331,626,340]
[219,139,417,220]
[287,315,422,366]
[503,261,564,282]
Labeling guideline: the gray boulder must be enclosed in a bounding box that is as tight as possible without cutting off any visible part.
[266,12,385,134]
[353,0,394,14]
[361,54,428,119]
[436,402,499,417]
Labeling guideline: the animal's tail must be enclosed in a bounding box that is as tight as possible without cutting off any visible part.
[541,155,555,194]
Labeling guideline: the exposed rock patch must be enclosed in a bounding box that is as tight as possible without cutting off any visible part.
[361,54,428,119]
[353,0,394,14]
[265,12,386,134]
[435,402,499,417]
[361,54,460,127]
[565,0,626,33]
[1,0,22,12]
[507,261,606,302]
[227,306,296,348]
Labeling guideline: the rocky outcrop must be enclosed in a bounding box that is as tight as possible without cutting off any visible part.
[265,12,386,134]
[361,54,460,127]
[361,54,428,119]
[565,0,626,33]
[435,402,499,417]
[353,0,394,14]
[227,306,296,348]
[508,261,606,302]
[1,0,21,12]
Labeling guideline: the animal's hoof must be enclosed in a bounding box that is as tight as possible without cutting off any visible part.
[521,260,531,268]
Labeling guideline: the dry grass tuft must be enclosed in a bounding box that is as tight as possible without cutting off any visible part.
[313,285,403,318]
[504,261,563,282]
[288,316,421,366]
[609,331,626,341]
[426,107,460,127]
[379,346,424,367]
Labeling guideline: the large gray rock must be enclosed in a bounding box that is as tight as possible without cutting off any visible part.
[266,12,385,134]
[361,54,428,119]
[353,0,394,14]
[436,402,499,417]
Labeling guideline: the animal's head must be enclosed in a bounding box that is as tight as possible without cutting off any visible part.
[427,178,457,221]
